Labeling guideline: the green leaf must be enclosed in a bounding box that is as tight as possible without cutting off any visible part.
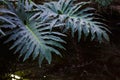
[1,0,66,65]
[44,50,52,64]
[40,0,110,42]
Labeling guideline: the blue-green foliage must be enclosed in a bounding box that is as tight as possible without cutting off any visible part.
[38,0,110,42]
[0,0,110,65]
[0,0,66,65]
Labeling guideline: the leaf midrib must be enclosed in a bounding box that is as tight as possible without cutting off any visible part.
[25,24,42,45]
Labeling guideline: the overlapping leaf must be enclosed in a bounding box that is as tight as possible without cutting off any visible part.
[1,0,66,65]
[37,0,110,42]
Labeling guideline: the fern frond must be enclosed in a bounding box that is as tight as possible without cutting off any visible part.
[1,0,66,65]
[39,0,110,42]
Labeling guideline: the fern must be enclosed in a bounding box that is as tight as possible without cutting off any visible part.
[37,0,110,42]
[1,0,66,65]
[0,0,110,66]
